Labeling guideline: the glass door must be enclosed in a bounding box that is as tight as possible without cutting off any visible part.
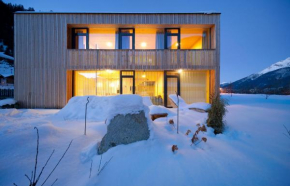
[122,77,134,94]
[120,70,135,94]
[164,71,180,107]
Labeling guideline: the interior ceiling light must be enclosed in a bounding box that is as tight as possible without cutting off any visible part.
[141,42,147,47]
[79,72,97,79]
[106,42,113,47]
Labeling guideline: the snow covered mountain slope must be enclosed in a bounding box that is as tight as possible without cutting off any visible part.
[258,57,290,77]
[222,57,290,94]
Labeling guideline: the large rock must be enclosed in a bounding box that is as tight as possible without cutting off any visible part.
[98,110,150,154]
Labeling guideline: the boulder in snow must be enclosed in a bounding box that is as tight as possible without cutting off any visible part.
[98,110,150,154]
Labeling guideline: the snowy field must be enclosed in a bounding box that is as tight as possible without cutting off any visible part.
[0,94,290,186]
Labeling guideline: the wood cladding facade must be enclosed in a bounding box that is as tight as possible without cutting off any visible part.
[14,13,220,108]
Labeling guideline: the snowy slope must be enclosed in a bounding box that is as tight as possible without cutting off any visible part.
[0,95,290,186]
[258,57,290,77]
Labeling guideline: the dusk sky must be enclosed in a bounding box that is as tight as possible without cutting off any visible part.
[4,0,290,83]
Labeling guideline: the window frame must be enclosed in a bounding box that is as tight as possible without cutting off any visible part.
[72,28,89,49]
[164,28,180,49]
[118,28,135,49]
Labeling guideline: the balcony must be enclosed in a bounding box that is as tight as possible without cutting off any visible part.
[66,49,217,70]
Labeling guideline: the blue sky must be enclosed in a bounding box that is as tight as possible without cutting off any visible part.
[4,0,290,83]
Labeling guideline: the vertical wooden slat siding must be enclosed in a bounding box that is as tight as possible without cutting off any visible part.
[14,13,220,108]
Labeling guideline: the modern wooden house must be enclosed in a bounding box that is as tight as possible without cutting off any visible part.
[14,12,220,108]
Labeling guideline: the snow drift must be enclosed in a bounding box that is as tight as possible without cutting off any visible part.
[57,95,149,122]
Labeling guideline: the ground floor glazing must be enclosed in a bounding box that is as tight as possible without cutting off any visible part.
[72,70,211,107]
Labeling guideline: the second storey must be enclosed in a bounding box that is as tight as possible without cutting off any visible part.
[14,12,220,70]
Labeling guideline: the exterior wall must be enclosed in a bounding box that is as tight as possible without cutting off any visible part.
[14,13,220,108]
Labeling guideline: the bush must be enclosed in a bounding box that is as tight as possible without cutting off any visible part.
[207,94,228,134]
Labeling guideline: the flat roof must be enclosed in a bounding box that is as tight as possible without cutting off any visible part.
[15,11,221,15]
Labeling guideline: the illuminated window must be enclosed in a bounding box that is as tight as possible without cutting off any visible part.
[180,28,211,49]
[72,28,89,49]
[135,28,164,49]
[165,28,180,49]
[135,71,164,105]
[119,28,135,49]
[180,70,210,103]
[74,70,120,96]
[89,28,117,49]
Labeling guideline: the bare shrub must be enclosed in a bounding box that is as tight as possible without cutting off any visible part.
[14,127,73,186]
[172,145,178,153]
[284,125,290,140]
[191,125,207,146]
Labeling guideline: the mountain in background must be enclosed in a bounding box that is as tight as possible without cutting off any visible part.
[221,57,290,95]
[0,0,34,56]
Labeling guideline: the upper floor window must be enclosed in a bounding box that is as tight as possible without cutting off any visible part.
[68,26,214,50]
[165,28,180,49]
[119,28,135,49]
[180,28,211,49]
[72,28,89,49]
[135,28,164,49]
[89,28,116,49]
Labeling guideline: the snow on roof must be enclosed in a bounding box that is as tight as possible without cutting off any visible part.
[0,52,14,61]
[0,73,14,78]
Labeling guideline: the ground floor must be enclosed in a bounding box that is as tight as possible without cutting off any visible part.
[69,69,215,107]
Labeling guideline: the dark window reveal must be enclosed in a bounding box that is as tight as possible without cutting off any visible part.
[72,28,89,49]
[164,28,180,49]
[119,28,135,49]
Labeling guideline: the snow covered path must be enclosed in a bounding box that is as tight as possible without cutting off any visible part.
[0,94,290,186]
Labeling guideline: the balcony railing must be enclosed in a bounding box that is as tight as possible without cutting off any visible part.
[66,49,217,70]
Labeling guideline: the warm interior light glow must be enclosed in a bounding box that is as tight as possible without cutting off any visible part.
[177,69,183,73]
[141,42,147,48]
[142,74,146,78]
[79,72,97,79]
[106,69,113,73]
[106,42,113,47]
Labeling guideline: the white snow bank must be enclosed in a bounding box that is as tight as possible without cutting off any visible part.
[0,98,16,107]
[168,94,211,110]
[142,96,153,107]
[187,102,211,111]
[149,105,176,116]
[57,95,148,122]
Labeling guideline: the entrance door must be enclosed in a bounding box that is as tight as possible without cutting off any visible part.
[164,71,180,107]
[120,70,135,94]
[122,77,134,94]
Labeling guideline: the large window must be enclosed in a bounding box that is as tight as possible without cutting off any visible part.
[74,70,120,96]
[89,28,117,49]
[70,26,213,50]
[135,28,164,49]
[180,70,210,103]
[165,28,180,49]
[119,28,135,49]
[72,28,89,49]
[135,71,164,105]
[180,28,211,49]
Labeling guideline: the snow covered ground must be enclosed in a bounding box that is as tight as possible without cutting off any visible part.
[0,94,290,186]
